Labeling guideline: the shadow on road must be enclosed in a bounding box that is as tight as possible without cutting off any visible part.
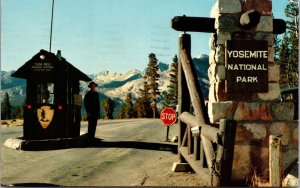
[92,139,178,154]
[1,183,61,187]
[17,135,178,154]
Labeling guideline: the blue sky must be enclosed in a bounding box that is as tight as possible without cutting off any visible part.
[2,0,288,74]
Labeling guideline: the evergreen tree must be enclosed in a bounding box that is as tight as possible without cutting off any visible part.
[101,98,115,119]
[167,55,179,108]
[117,104,126,119]
[145,53,160,118]
[1,92,12,120]
[278,0,299,88]
[278,34,291,88]
[123,93,135,118]
[161,91,171,108]
[136,81,152,118]
[135,98,143,118]
[11,105,23,119]
[273,33,281,62]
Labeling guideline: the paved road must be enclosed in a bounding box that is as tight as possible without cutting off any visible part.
[1,119,205,186]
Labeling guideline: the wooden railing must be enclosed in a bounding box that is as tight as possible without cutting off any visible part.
[177,33,236,186]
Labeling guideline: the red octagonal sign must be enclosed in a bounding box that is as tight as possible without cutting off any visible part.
[160,107,177,126]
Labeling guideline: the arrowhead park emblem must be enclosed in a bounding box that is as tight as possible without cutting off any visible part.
[37,105,54,129]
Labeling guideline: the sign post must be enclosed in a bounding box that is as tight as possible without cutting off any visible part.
[160,107,177,142]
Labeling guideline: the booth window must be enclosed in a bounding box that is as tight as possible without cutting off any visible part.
[37,82,54,104]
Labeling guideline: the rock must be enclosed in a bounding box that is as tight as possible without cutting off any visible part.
[171,136,178,143]
[282,174,298,186]
[4,138,23,150]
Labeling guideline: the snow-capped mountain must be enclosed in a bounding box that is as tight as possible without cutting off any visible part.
[1,71,26,106]
[193,54,210,98]
[80,68,144,100]
[1,55,209,107]
[104,66,170,100]
[94,70,122,83]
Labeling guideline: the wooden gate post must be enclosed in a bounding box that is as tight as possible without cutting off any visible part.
[219,119,236,186]
[177,34,191,163]
[172,34,193,172]
[269,135,282,187]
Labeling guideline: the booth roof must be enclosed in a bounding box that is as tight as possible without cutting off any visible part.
[11,49,92,82]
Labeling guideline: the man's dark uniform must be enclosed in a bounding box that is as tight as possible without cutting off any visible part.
[84,84,100,141]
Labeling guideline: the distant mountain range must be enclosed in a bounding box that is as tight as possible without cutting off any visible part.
[1,55,209,110]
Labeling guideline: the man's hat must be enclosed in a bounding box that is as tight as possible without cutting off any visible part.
[88,81,98,88]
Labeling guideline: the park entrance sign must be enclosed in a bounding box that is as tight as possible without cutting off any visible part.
[160,108,177,126]
[225,40,268,93]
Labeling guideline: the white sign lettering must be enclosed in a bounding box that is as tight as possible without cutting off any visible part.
[236,76,258,83]
[227,50,268,59]
[227,63,267,71]
[32,62,54,72]
[161,113,176,120]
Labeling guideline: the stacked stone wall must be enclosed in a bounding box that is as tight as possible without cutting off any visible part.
[209,0,279,104]
[208,0,298,183]
[232,121,298,180]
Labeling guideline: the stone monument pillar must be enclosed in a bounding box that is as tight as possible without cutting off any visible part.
[208,0,297,183]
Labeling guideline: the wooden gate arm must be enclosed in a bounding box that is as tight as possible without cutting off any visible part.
[179,112,222,144]
[171,16,286,34]
[179,38,209,124]
[171,16,216,33]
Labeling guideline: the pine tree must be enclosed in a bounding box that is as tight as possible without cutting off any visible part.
[1,92,12,120]
[136,81,152,118]
[167,55,179,109]
[11,105,23,119]
[102,98,115,119]
[117,104,126,119]
[135,98,143,118]
[124,93,135,118]
[273,34,281,62]
[278,0,299,88]
[145,53,160,118]
[278,34,291,88]
[161,91,171,108]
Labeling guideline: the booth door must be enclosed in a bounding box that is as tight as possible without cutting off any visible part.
[24,81,68,139]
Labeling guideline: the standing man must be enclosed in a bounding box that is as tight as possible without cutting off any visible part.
[84,81,100,143]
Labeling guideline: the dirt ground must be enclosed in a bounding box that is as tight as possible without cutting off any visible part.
[1,119,23,128]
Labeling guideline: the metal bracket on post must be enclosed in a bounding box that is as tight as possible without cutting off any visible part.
[191,126,201,137]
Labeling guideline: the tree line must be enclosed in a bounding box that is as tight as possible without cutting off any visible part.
[1,92,23,120]
[275,0,298,88]
[1,53,178,120]
[103,53,178,120]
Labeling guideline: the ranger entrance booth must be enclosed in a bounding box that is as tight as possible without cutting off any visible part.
[12,49,91,140]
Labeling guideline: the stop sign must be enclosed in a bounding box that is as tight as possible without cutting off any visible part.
[160,107,177,126]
